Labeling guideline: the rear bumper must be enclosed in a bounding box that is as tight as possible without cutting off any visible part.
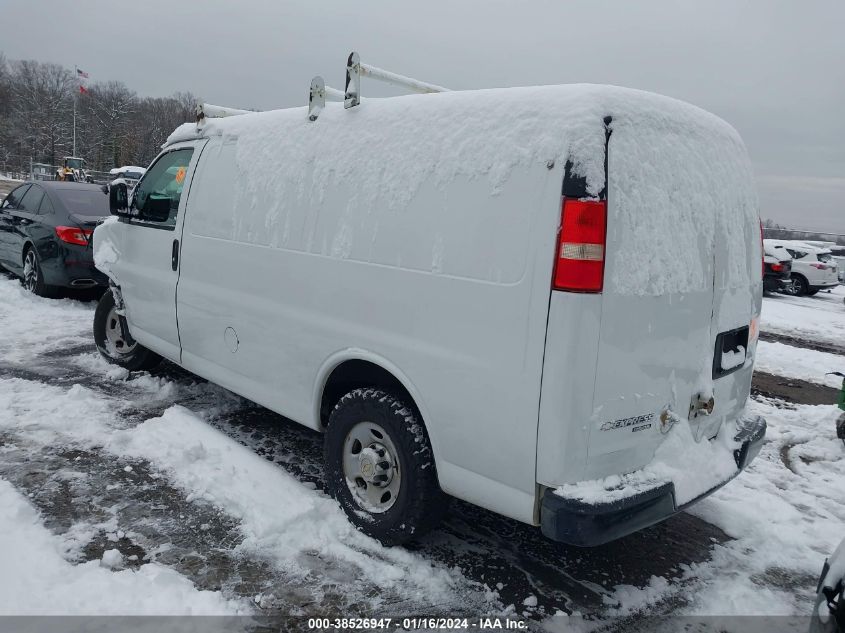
[41,242,109,288]
[540,415,766,547]
[763,275,790,291]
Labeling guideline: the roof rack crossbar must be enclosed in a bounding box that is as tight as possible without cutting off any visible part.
[308,76,345,121]
[344,51,449,109]
[196,102,254,123]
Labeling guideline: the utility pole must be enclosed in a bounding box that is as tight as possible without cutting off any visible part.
[72,79,77,157]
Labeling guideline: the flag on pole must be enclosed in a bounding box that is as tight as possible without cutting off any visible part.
[76,67,89,94]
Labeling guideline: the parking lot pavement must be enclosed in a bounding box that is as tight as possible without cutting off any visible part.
[1,274,843,627]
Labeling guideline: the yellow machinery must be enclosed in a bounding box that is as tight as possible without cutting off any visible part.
[56,156,92,183]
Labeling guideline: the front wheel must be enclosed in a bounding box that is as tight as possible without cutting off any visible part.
[324,388,447,545]
[93,289,161,371]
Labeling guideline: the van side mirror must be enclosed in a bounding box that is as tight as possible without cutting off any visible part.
[109,182,130,217]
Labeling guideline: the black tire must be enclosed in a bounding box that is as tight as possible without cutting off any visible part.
[22,246,58,298]
[324,388,447,545]
[93,289,162,371]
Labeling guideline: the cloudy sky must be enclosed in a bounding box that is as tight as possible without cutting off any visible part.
[3,0,843,233]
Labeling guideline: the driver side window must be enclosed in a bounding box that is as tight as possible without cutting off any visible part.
[132,148,194,228]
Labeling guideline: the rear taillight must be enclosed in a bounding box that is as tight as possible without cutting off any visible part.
[553,198,607,292]
[55,226,93,246]
[771,262,784,272]
[810,263,828,270]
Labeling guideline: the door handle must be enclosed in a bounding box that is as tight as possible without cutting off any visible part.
[171,238,179,271]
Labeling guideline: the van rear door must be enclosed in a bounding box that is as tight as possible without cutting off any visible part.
[537,107,761,489]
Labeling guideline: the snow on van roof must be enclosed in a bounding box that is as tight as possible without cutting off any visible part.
[165,83,742,202]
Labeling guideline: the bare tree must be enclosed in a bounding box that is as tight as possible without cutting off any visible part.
[0,51,198,175]
[78,80,137,167]
[9,60,74,167]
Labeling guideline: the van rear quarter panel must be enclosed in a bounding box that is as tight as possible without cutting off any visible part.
[177,136,564,523]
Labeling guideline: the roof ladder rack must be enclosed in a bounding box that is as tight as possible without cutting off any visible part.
[308,76,346,121]
[195,103,255,123]
[344,51,450,109]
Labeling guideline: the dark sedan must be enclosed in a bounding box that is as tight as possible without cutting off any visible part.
[0,181,110,296]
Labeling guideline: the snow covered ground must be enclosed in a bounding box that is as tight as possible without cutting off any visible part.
[756,340,845,388]
[760,285,845,348]
[0,273,842,629]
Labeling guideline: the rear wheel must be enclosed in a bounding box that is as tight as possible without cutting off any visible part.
[785,275,809,296]
[93,289,161,371]
[324,388,446,545]
[22,247,58,298]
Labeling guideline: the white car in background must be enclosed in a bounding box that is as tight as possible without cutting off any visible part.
[828,245,845,284]
[765,239,839,296]
[108,166,147,192]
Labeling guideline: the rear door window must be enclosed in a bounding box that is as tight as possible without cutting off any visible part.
[19,186,44,213]
[38,194,54,215]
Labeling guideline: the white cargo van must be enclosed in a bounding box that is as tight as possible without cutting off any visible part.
[93,84,766,546]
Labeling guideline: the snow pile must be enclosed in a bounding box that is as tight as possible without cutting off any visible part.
[606,398,845,617]
[99,549,124,570]
[0,279,94,365]
[0,366,485,612]
[0,479,241,615]
[755,340,845,388]
[92,215,120,277]
[0,379,117,448]
[555,417,742,506]
[107,405,476,603]
[166,84,753,295]
[761,287,845,346]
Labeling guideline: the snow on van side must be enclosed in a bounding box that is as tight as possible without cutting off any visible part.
[164,84,755,296]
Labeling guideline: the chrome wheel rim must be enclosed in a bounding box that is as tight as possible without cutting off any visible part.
[104,305,137,357]
[23,251,38,292]
[342,421,401,514]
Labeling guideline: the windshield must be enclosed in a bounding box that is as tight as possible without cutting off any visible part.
[124,171,144,181]
[57,188,109,216]
[65,158,84,169]
[817,252,832,263]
